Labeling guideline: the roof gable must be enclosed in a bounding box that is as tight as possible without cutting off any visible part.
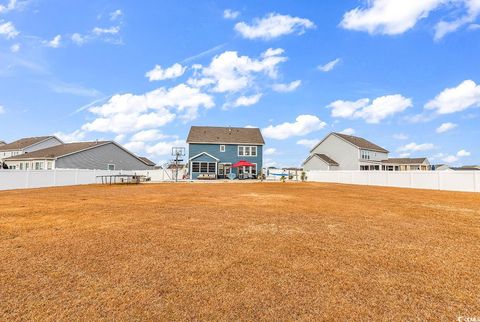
[0,136,60,151]
[187,126,265,145]
[310,132,389,154]
[5,141,111,160]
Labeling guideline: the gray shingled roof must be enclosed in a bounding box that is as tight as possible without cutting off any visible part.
[334,133,389,153]
[5,141,110,160]
[0,136,56,151]
[382,158,428,164]
[187,126,265,145]
[315,154,339,166]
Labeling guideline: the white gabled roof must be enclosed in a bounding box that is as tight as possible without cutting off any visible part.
[188,152,220,162]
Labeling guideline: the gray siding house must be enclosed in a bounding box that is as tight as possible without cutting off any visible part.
[187,126,264,179]
[4,141,154,170]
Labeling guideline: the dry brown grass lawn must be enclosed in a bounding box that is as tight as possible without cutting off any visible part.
[0,182,479,321]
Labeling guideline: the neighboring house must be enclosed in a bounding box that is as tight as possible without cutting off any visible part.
[186,126,264,179]
[4,141,155,170]
[303,132,431,171]
[0,141,6,147]
[381,158,431,171]
[433,164,452,171]
[0,136,63,162]
[303,132,389,171]
[451,166,480,171]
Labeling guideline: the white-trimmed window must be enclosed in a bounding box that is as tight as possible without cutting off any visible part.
[35,162,43,170]
[47,162,53,170]
[238,146,257,157]
[192,161,216,173]
[360,150,371,160]
[19,163,23,170]
[220,145,226,152]
[108,164,115,170]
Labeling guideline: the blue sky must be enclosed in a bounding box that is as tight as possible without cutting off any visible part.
[1,0,479,167]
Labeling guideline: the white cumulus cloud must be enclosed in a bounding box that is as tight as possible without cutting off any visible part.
[264,148,276,155]
[426,80,480,114]
[297,139,319,148]
[232,93,262,107]
[54,130,86,143]
[328,94,412,124]
[341,0,480,39]
[10,43,20,52]
[397,142,435,153]
[223,9,240,20]
[235,13,315,40]
[436,122,457,133]
[192,48,287,93]
[110,9,123,21]
[263,115,326,140]
[272,80,301,93]
[318,58,341,72]
[82,84,214,134]
[339,128,356,135]
[44,35,62,48]
[146,63,187,81]
[0,21,19,39]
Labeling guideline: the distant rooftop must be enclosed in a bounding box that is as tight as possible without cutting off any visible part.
[382,158,428,164]
[5,141,110,160]
[0,136,57,151]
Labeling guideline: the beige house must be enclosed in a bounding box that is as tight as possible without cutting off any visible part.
[381,158,431,171]
[303,132,431,171]
[0,136,63,164]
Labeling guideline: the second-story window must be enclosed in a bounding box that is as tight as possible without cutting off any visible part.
[220,145,225,152]
[361,150,371,160]
[238,146,258,157]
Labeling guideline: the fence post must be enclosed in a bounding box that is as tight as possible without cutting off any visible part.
[53,169,57,186]
[410,172,413,189]
[437,171,441,190]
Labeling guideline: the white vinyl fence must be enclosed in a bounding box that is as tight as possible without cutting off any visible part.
[0,169,174,191]
[307,170,480,193]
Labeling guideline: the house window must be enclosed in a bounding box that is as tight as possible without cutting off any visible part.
[361,150,371,160]
[47,162,53,170]
[192,162,200,172]
[25,163,29,170]
[192,162,216,173]
[19,163,23,170]
[220,145,226,152]
[35,162,43,170]
[218,163,231,176]
[208,163,216,172]
[238,146,258,157]
[108,164,115,170]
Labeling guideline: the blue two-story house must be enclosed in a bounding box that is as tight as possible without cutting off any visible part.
[186,126,264,179]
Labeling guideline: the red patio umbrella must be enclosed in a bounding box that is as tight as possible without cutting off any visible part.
[232,160,255,168]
